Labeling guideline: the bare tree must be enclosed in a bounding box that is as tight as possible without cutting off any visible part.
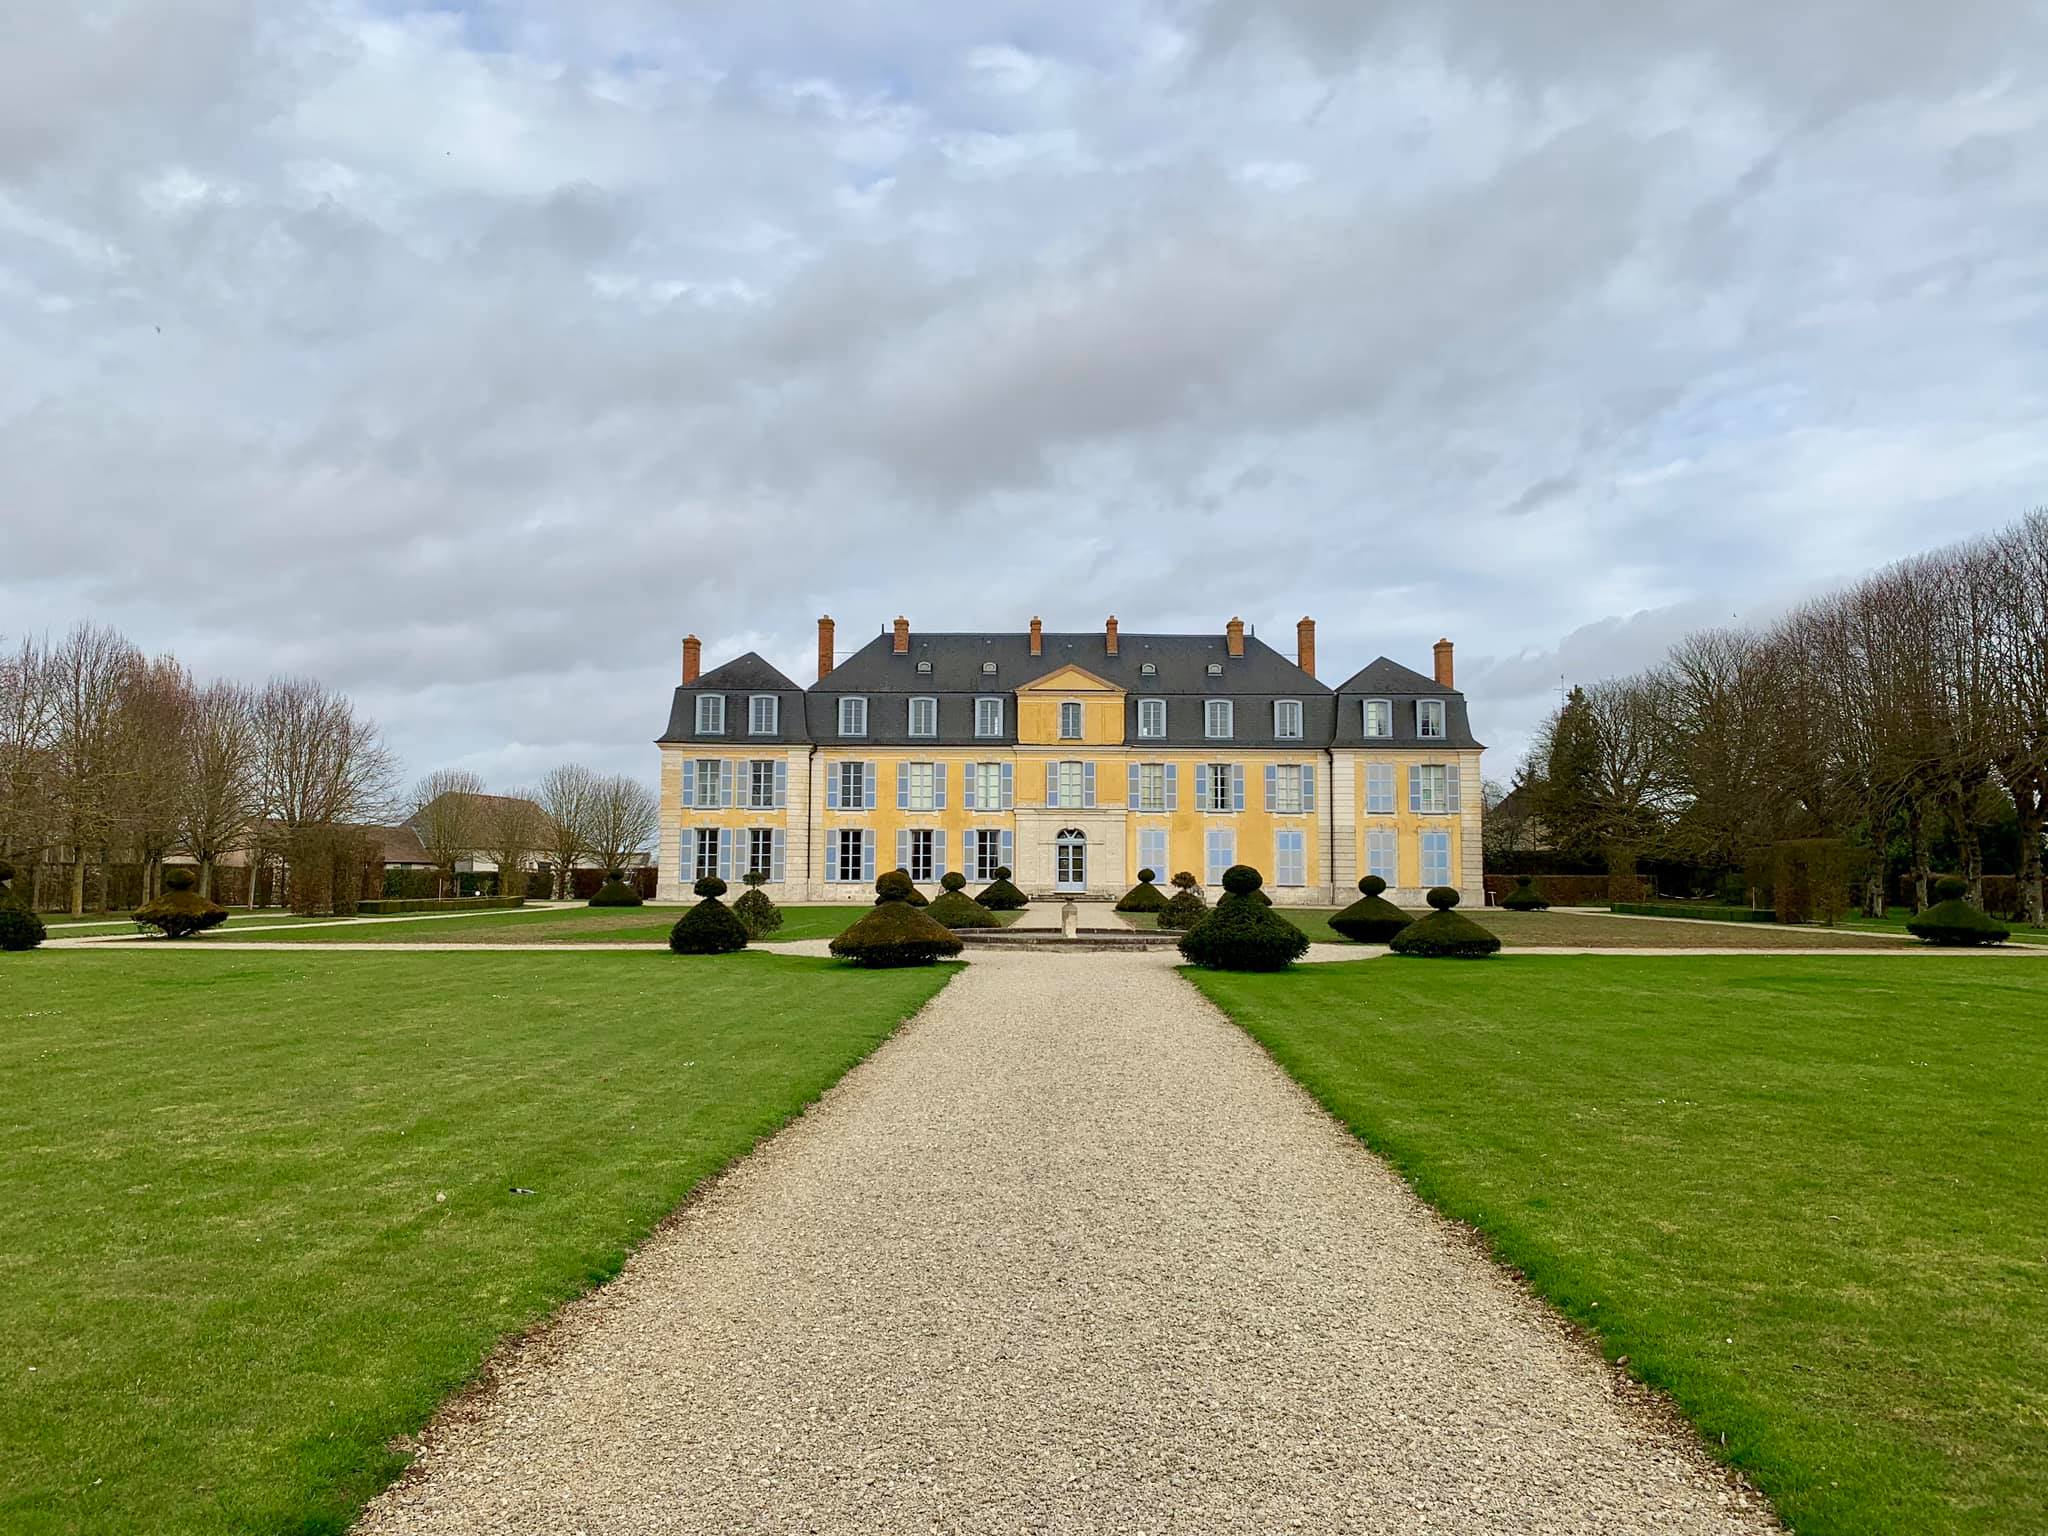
[0,635,59,891]
[586,773,659,876]
[407,769,488,898]
[478,790,546,899]
[116,655,197,903]
[50,623,142,913]
[252,677,398,913]
[536,763,599,899]
[177,680,258,900]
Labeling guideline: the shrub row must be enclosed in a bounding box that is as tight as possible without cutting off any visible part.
[1610,902,1777,923]
[354,896,525,915]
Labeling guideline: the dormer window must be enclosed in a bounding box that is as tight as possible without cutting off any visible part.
[1140,662,1157,676]
[695,694,725,734]
[1417,699,1446,739]
[1205,699,1234,739]
[917,659,933,674]
[975,696,1004,737]
[1273,699,1302,739]
[1363,698,1392,738]
[748,695,777,735]
[1059,701,1083,739]
[839,696,868,737]
[982,661,997,675]
[1206,662,1223,676]
[909,696,937,738]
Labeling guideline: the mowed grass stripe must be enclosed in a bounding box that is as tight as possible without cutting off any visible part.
[0,951,954,1536]
[1188,956,2048,1535]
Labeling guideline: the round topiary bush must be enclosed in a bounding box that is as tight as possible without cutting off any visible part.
[1328,875,1413,944]
[1500,875,1550,912]
[875,868,930,907]
[589,869,644,907]
[0,859,44,951]
[1114,867,1168,913]
[1389,886,1500,958]
[977,865,1028,911]
[133,868,230,940]
[1178,866,1310,970]
[669,878,749,954]
[1906,876,2010,946]
[832,875,965,966]
[1156,870,1208,931]
[732,869,783,938]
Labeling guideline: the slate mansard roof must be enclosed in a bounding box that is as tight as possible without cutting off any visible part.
[658,631,1481,749]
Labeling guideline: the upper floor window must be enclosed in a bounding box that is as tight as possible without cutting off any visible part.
[691,758,726,808]
[838,696,867,737]
[748,695,778,735]
[1417,699,1446,739]
[1366,762,1396,815]
[1054,760,1087,807]
[975,696,1004,737]
[1274,699,1302,739]
[1205,762,1236,812]
[747,759,778,809]
[1363,698,1392,738]
[1205,699,1234,739]
[1137,698,1166,739]
[1135,762,1167,812]
[1059,701,1083,739]
[695,694,725,734]
[909,696,937,738]
[905,760,938,811]
[1271,764,1309,814]
[837,760,868,808]
[1412,763,1459,815]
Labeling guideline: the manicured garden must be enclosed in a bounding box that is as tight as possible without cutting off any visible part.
[1190,956,2048,1535]
[1128,906,1915,949]
[0,952,954,1535]
[189,904,989,945]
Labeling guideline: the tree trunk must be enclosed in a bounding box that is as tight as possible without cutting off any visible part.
[198,857,214,900]
[2016,776,2046,928]
[1907,799,1931,912]
[1945,785,1984,909]
[70,854,85,916]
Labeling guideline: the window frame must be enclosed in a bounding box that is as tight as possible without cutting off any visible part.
[1274,828,1306,887]
[1365,761,1396,815]
[1137,697,1166,739]
[748,758,777,810]
[693,828,720,881]
[1135,762,1167,812]
[1366,827,1398,883]
[905,760,937,812]
[837,760,866,809]
[1273,699,1303,740]
[908,695,938,739]
[974,696,1004,738]
[748,694,778,735]
[1273,763,1304,815]
[1420,829,1451,887]
[1417,698,1447,740]
[838,696,868,738]
[1206,762,1235,813]
[695,693,725,735]
[834,829,863,884]
[1204,698,1234,740]
[1362,698,1393,739]
[906,827,936,883]
[1058,700,1084,740]
[1415,763,1452,815]
[1055,760,1086,807]
[746,827,775,878]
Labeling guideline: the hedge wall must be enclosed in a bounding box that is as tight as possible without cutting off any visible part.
[353,896,526,915]
[571,866,659,900]
[1611,902,1777,924]
[1482,874,1612,906]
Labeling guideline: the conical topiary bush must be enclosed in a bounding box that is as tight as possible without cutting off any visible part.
[732,870,783,937]
[1906,876,2009,946]
[1389,886,1500,958]
[927,870,998,929]
[589,868,644,907]
[1115,867,1168,913]
[133,867,229,939]
[1500,875,1550,912]
[976,865,1028,911]
[668,876,750,954]
[0,859,46,952]
[1156,870,1208,931]
[1178,866,1310,971]
[1327,876,1413,943]
[831,870,964,966]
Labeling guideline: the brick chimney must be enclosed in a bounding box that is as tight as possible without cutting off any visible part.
[1104,615,1119,656]
[1434,637,1455,688]
[817,615,835,681]
[1225,616,1245,659]
[892,615,910,654]
[682,634,701,685]
[1296,616,1316,679]
[1029,616,1043,657]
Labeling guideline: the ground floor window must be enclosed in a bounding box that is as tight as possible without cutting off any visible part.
[833,829,869,884]
[1274,829,1305,887]
[1138,827,1168,879]
[747,828,775,878]
[973,829,1005,880]
[694,828,721,882]
[906,827,936,882]
[1367,828,1397,884]
[1205,828,1235,886]
[1420,830,1450,888]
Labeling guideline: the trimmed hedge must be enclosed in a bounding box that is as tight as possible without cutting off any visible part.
[1328,876,1412,943]
[1481,873,1612,907]
[732,871,783,938]
[1774,838,1859,925]
[878,869,930,907]
[1156,871,1208,932]
[1178,867,1310,971]
[668,877,749,954]
[927,890,999,929]
[1906,877,2010,946]
[977,865,1028,911]
[1500,875,1549,912]
[832,872,964,965]
[1114,870,1168,913]
[1611,902,1777,923]
[0,861,43,951]
[356,897,525,915]
[589,869,644,907]
[133,869,230,940]
[1389,887,1500,958]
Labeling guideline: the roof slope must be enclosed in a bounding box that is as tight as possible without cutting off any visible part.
[819,631,1329,696]
[1331,656,1452,696]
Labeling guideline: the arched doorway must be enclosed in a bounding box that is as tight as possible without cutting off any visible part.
[1055,829,1087,892]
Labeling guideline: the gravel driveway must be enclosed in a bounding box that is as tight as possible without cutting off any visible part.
[356,951,1774,1535]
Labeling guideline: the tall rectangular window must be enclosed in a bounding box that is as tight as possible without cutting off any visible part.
[694,828,720,881]
[695,694,725,734]
[747,828,774,877]
[694,759,723,808]
[1136,763,1166,812]
[909,697,937,738]
[839,697,867,737]
[1420,830,1451,887]
[749,695,777,735]
[1138,828,1168,880]
[1417,699,1446,739]
[1272,765,1304,814]
[1137,698,1166,738]
[906,761,937,811]
[906,827,936,882]
[1056,761,1085,806]
[748,759,777,809]
[973,762,1003,809]
[1207,763,1234,812]
[1274,700,1302,739]
[975,697,1003,737]
[1366,762,1395,814]
[1414,764,1451,815]
[1205,828,1235,885]
[973,829,1003,880]
[834,830,864,884]
[1059,701,1083,739]
[1274,830,1306,887]
[837,761,866,809]
[1363,699,1392,738]
[1367,828,1397,883]
[1205,699,1233,739]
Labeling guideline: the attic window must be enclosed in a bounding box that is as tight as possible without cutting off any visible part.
[917,660,933,674]
[982,661,997,674]
[1140,662,1156,676]
[1206,663,1223,676]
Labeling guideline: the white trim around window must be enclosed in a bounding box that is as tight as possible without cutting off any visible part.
[908,695,938,738]
[1059,700,1084,739]
[1362,698,1392,738]
[838,696,868,737]
[1417,698,1447,739]
[1137,697,1166,739]
[1273,699,1303,739]
[1204,698,1234,739]
[748,694,778,735]
[695,693,725,734]
[974,696,1004,737]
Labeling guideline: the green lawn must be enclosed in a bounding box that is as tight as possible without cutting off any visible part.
[1232,908,1909,949]
[192,904,1014,945]
[1189,957,2048,1535]
[1832,910,2048,946]
[0,951,955,1535]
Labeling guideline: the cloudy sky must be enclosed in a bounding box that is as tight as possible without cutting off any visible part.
[5,0,2045,795]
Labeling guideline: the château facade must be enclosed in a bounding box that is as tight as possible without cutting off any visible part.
[656,616,1483,906]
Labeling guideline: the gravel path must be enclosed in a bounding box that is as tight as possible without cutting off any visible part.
[357,951,1773,1535]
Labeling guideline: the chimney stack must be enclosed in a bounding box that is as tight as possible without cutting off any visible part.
[1296,617,1316,679]
[1104,615,1119,656]
[817,615,835,681]
[1225,616,1245,659]
[892,615,910,654]
[682,634,701,685]
[1029,616,1043,657]
[1433,637,1455,688]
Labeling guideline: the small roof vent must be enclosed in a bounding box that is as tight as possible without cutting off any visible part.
[916,659,932,673]
[1207,662,1223,676]
[982,660,997,674]
[1140,661,1156,676]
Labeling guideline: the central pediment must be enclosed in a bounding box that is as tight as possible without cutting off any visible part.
[1016,663,1124,697]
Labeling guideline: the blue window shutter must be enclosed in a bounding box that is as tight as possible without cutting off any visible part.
[774,759,787,809]
[1165,762,1178,810]
[771,828,786,882]
[896,829,909,873]
[720,761,733,808]
[897,762,909,810]
[935,762,947,809]
[1045,762,1058,808]
[1264,764,1277,811]
[1000,828,1013,871]
[825,832,838,882]
[861,829,875,883]
[717,828,732,881]
[1001,762,1014,809]
[1410,767,1422,813]
[1303,765,1316,810]
[827,764,840,810]
[682,759,696,807]
[864,765,876,810]
[934,829,947,877]
[964,766,977,811]
[1083,761,1096,808]
[1128,762,1140,806]
[1195,763,1211,809]
[1448,766,1462,812]
[1232,764,1245,811]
